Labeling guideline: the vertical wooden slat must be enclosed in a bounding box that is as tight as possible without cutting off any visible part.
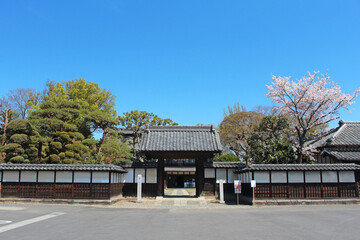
[337,170,340,198]
[54,170,57,198]
[72,171,74,198]
[269,171,272,198]
[90,170,93,198]
[36,170,39,197]
[320,170,323,198]
[303,171,306,198]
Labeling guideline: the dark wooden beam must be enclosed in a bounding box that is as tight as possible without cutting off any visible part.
[196,158,205,197]
[157,158,164,196]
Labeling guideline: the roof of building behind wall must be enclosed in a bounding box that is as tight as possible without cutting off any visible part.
[307,121,360,148]
[322,148,360,162]
[139,125,223,152]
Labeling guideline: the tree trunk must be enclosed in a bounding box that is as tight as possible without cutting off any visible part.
[37,142,43,163]
[98,128,107,154]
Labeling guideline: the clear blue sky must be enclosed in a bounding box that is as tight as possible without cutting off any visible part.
[1,0,360,128]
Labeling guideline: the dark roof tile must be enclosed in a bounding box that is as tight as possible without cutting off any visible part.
[323,148,360,161]
[205,162,244,168]
[0,164,127,172]
[236,163,360,172]
[139,126,222,152]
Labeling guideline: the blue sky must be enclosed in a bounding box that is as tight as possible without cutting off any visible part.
[1,0,360,128]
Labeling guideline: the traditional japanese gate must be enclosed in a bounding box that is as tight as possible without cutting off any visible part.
[138,126,222,197]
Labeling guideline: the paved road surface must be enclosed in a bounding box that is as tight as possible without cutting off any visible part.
[0,203,359,240]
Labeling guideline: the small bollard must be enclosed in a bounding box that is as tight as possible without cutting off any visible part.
[219,179,225,204]
[136,174,142,203]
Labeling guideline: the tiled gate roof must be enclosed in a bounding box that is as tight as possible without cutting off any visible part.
[139,125,222,152]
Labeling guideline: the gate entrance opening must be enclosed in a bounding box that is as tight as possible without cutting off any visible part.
[164,159,196,196]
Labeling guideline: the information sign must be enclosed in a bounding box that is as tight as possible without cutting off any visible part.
[234,180,241,194]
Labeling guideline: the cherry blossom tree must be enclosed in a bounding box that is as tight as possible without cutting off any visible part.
[267,72,359,163]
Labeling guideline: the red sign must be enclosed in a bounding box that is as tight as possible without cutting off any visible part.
[234,180,241,194]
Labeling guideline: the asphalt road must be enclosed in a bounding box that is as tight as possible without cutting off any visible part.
[0,203,359,240]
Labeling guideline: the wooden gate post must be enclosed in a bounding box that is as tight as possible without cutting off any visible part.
[196,158,205,197]
[157,158,164,196]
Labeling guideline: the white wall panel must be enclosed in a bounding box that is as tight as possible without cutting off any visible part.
[3,171,19,182]
[205,168,215,178]
[227,169,237,183]
[322,171,338,183]
[56,171,73,183]
[92,172,109,183]
[339,171,355,182]
[135,168,145,183]
[74,171,91,183]
[146,169,157,183]
[216,169,227,183]
[305,171,321,183]
[254,171,270,183]
[20,171,37,182]
[38,171,54,182]
[123,168,134,183]
[288,171,304,183]
[271,171,287,183]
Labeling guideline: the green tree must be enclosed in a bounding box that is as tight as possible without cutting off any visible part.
[118,110,178,157]
[86,110,119,151]
[101,136,132,164]
[248,115,296,164]
[28,99,90,163]
[213,152,239,162]
[219,110,264,165]
[29,78,117,139]
[28,78,118,162]
[0,119,38,163]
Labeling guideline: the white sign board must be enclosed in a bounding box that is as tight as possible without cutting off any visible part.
[234,180,241,194]
[251,180,256,188]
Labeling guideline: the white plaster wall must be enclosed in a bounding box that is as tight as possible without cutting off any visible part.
[38,171,54,182]
[245,172,251,183]
[92,172,109,183]
[271,171,287,183]
[305,171,321,183]
[3,171,19,182]
[20,171,37,182]
[254,171,270,183]
[205,168,215,178]
[216,169,227,183]
[288,171,304,183]
[135,168,145,183]
[339,171,355,182]
[146,168,157,183]
[322,171,338,183]
[74,171,91,183]
[56,171,73,183]
[227,168,237,183]
[123,168,134,183]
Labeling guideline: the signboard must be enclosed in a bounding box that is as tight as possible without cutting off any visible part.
[251,180,256,188]
[234,180,241,194]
